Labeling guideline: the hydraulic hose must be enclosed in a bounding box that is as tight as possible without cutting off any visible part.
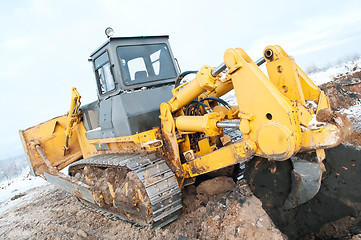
[174,71,198,88]
[200,97,231,109]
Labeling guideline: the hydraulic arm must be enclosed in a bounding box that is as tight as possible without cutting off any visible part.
[160,45,349,208]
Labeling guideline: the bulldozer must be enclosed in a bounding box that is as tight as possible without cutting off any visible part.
[20,29,351,229]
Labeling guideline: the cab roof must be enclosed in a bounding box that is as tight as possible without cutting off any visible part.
[90,35,169,58]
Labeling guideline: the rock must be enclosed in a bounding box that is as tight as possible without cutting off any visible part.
[199,182,286,240]
[316,108,335,123]
[77,229,88,238]
[196,176,236,203]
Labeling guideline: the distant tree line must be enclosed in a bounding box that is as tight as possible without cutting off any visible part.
[0,156,29,183]
[306,53,361,74]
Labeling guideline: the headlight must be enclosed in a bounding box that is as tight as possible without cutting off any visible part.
[105,27,114,38]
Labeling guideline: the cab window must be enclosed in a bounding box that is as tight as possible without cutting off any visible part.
[117,43,177,86]
[94,51,115,94]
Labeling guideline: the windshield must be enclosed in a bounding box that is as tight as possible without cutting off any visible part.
[117,43,177,86]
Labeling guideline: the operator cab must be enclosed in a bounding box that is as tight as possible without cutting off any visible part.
[90,35,179,96]
[82,35,180,142]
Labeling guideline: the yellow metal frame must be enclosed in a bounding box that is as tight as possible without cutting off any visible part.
[88,128,163,151]
[182,139,256,178]
[159,44,344,187]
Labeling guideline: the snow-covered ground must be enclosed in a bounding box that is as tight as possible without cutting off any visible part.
[0,168,47,215]
[309,58,361,85]
[340,102,361,131]
[310,58,361,129]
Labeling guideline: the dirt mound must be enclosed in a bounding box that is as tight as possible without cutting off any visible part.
[196,176,235,203]
[318,69,361,146]
[301,215,361,240]
[198,181,285,240]
[347,131,361,146]
[319,71,361,110]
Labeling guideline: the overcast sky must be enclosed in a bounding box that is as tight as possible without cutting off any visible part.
[1,0,361,159]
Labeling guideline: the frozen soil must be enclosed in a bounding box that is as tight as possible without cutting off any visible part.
[320,70,361,111]
[321,68,361,146]
[0,179,285,240]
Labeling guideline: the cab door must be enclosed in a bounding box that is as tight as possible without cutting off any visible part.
[94,51,116,138]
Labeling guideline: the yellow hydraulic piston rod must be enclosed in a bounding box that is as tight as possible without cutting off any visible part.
[172,58,267,137]
[175,113,223,137]
[176,114,241,137]
[211,57,265,76]
[167,66,217,113]
[216,120,240,128]
[205,57,265,99]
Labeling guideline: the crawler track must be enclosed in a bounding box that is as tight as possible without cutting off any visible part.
[68,153,182,230]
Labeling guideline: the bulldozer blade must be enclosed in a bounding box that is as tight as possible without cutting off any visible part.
[283,157,324,209]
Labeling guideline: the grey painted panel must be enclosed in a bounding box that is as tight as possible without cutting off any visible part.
[121,85,173,116]
[85,129,102,139]
[127,110,162,134]
[112,85,174,136]
[99,99,113,129]
[81,101,99,131]
[86,85,173,139]
[111,93,133,136]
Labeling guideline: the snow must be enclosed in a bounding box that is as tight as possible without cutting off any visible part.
[309,58,361,85]
[308,58,361,131]
[339,102,361,131]
[308,115,326,130]
[0,168,47,215]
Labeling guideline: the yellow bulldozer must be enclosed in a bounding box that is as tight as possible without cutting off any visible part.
[20,29,350,229]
